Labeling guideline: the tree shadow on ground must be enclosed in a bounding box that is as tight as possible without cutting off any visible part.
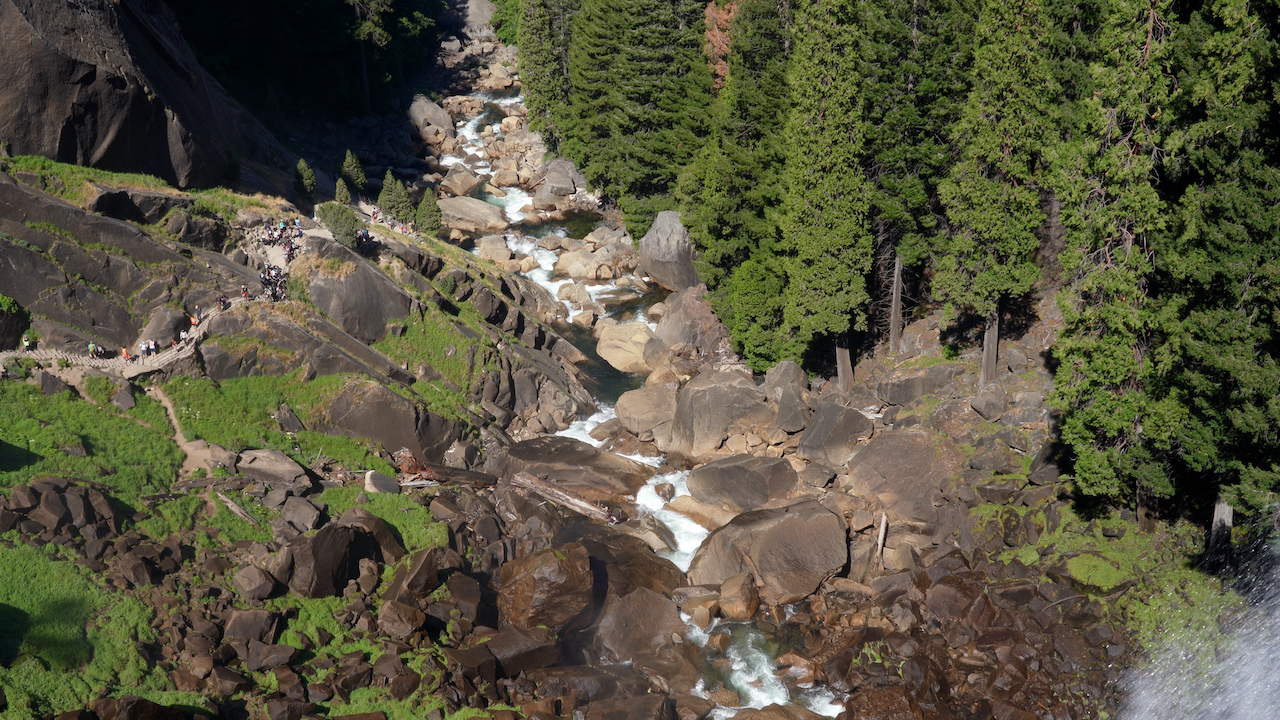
[0,438,41,474]
[0,602,32,665]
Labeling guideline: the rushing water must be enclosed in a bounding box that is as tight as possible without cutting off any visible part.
[448,87,844,716]
[1122,550,1280,720]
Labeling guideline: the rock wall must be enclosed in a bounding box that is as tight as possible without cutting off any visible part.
[0,0,290,187]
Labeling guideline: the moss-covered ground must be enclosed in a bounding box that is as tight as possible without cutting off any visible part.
[0,543,184,719]
[161,372,395,475]
[0,382,181,506]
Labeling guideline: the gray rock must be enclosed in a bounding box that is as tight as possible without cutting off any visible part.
[796,397,873,466]
[438,196,508,233]
[594,587,684,663]
[237,449,312,494]
[35,370,70,396]
[500,436,657,503]
[364,470,400,494]
[763,361,808,396]
[615,384,677,445]
[970,385,1008,421]
[688,500,848,606]
[233,565,277,602]
[638,211,698,292]
[408,94,455,140]
[687,455,799,512]
[440,165,481,197]
[282,495,322,531]
[667,370,772,461]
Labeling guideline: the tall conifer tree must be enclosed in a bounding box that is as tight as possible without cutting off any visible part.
[778,0,875,368]
[520,0,581,137]
[934,0,1057,384]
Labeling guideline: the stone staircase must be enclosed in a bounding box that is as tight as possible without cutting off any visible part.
[0,297,250,379]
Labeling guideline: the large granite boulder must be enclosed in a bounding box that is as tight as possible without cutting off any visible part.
[596,323,662,375]
[439,196,508,233]
[321,381,460,464]
[667,370,772,462]
[845,431,962,534]
[687,500,847,605]
[499,436,657,503]
[638,211,698,292]
[615,384,677,446]
[876,364,964,406]
[305,239,413,344]
[496,544,594,633]
[654,285,730,360]
[0,0,289,188]
[236,449,312,494]
[796,396,874,466]
[687,455,799,512]
[440,165,482,197]
[408,94,454,141]
[593,587,685,663]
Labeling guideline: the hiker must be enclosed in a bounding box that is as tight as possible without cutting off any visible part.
[149,339,157,356]
[21,333,31,351]
[179,329,188,344]
[242,284,249,299]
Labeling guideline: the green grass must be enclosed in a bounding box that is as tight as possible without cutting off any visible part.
[0,381,181,505]
[188,188,276,224]
[0,544,171,718]
[163,373,398,474]
[136,494,207,540]
[0,156,170,204]
[316,487,448,554]
[371,307,482,391]
[200,491,273,545]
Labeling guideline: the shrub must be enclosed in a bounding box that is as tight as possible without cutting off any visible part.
[316,202,361,249]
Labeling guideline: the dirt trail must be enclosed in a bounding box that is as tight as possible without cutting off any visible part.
[146,385,214,479]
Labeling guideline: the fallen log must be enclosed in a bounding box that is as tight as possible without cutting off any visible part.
[216,491,259,528]
[509,471,616,524]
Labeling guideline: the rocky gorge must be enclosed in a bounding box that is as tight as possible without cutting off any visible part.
[0,9,1241,720]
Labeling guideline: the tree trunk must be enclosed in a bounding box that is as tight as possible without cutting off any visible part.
[889,254,903,354]
[835,341,853,393]
[1208,498,1234,568]
[980,309,1000,386]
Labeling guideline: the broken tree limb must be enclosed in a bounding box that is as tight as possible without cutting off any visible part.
[875,512,888,570]
[216,491,259,528]
[509,471,615,524]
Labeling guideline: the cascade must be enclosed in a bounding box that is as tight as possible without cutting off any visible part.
[450,87,846,718]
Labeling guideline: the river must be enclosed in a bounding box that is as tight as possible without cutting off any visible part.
[444,88,847,718]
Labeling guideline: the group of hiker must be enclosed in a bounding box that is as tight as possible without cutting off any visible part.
[260,264,289,302]
[263,219,303,264]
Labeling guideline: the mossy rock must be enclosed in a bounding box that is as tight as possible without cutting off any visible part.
[1050,552,1134,595]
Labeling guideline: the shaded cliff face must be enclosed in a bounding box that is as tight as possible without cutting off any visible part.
[0,0,291,188]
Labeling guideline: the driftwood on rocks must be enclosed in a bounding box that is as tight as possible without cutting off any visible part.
[509,471,616,524]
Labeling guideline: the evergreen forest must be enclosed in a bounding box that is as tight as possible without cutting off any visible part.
[514,0,1280,516]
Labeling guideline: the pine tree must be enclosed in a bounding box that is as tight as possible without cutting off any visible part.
[677,0,793,290]
[295,158,317,201]
[1140,0,1280,514]
[519,0,581,137]
[1048,0,1173,504]
[857,0,978,350]
[777,0,875,367]
[341,149,367,194]
[378,170,415,222]
[335,178,353,205]
[416,191,442,235]
[934,0,1057,384]
[564,0,713,220]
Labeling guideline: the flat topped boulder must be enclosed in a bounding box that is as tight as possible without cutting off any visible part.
[687,455,799,512]
[667,369,772,462]
[439,196,508,233]
[687,500,847,606]
[845,430,961,532]
[597,322,662,375]
[499,436,657,502]
[236,449,311,494]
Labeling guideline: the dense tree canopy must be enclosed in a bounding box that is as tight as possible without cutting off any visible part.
[516,0,1280,515]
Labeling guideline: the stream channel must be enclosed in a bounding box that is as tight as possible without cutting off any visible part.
[438,87,845,718]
